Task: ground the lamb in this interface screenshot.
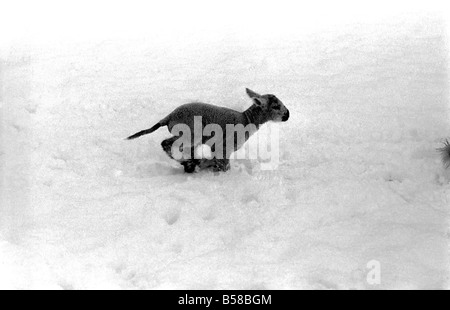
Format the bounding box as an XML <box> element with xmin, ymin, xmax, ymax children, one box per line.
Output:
<box><xmin>126</xmin><ymin>88</ymin><xmax>290</xmax><ymax>172</ymax></box>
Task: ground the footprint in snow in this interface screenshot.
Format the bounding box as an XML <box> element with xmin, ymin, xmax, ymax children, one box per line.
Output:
<box><xmin>163</xmin><ymin>207</ymin><xmax>181</xmax><ymax>225</ymax></box>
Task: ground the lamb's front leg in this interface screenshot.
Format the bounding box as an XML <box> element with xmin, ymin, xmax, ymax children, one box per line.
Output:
<box><xmin>215</xmin><ymin>158</ymin><xmax>230</xmax><ymax>172</ymax></box>
<box><xmin>199</xmin><ymin>158</ymin><xmax>230</xmax><ymax>172</ymax></box>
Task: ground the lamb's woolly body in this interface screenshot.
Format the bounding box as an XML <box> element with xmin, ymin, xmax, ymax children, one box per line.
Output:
<box><xmin>163</xmin><ymin>102</ymin><xmax>249</xmax><ymax>132</ymax></box>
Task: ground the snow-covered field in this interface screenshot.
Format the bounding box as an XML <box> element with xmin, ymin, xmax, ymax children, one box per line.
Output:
<box><xmin>1</xmin><ymin>10</ymin><xmax>449</xmax><ymax>289</ymax></box>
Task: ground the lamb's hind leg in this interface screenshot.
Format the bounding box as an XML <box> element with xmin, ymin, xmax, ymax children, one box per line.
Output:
<box><xmin>161</xmin><ymin>137</ymin><xmax>199</xmax><ymax>173</ymax></box>
<box><xmin>199</xmin><ymin>158</ymin><xmax>230</xmax><ymax>172</ymax></box>
<box><xmin>161</xmin><ymin>136</ymin><xmax>178</xmax><ymax>159</ymax></box>
<box><xmin>214</xmin><ymin>158</ymin><xmax>230</xmax><ymax>172</ymax></box>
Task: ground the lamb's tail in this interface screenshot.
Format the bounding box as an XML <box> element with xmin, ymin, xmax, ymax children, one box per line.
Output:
<box><xmin>437</xmin><ymin>139</ymin><xmax>450</xmax><ymax>169</ymax></box>
<box><xmin>126</xmin><ymin>122</ymin><xmax>164</xmax><ymax>140</ymax></box>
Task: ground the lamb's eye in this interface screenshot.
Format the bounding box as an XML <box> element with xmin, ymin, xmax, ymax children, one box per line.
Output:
<box><xmin>272</xmin><ymin>106</ymin><xmax>281</xmax><ymax>110</ymax></box>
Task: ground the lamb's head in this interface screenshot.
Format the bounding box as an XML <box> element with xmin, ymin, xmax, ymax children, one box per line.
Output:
<box><xmin>246</xmin><ymin>88</ymin><xmax>290</xmax><ymax>122</ymax></box>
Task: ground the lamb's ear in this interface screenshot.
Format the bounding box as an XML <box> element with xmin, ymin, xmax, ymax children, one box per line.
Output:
<box><xmin>252</xmin><ymin>97</ymin><xmax>263</xmax><ymax>106</ymax></box>
<box><xmin>246</xmin><ymin>88</ymin><xmax>261</xmax><ymax>98</ymax></box>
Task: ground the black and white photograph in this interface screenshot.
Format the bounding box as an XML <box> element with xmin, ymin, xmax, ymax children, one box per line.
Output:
<box><xmin>0</xmin><ymin>0</ymin><xmax>449</xmax><ymax>292</ymax></box>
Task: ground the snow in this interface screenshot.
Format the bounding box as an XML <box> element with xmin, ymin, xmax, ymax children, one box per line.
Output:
<box><xmin>1</xmin><ymin>12</ymin><xmax>450</xmax><ymax>289</ymax></box>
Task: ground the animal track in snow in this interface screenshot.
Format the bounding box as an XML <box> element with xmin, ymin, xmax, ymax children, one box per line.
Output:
<box><xmin>163</xmin><ymin>207</ymin><xmax>181</xmax><ymax>225</ymax></box>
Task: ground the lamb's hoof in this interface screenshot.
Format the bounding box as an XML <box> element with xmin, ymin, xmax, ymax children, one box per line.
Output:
<box><xmin>212</xmin><ymin>160</ymin><xmax>230</xmax><ymax>172</ymax></box>
<box><xmin>181</xmin><ymin>160</ymin><xmax>199</xmax><ymax>173</ymax></box>
<box><xmin>184</xmin><ymin>165</ymin><xmax>196</xmax><ymax>173</ymax></box>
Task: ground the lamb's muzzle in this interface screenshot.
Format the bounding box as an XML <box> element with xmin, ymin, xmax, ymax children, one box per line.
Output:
<box><xmin>282</xmin><ymin>110</ymin><xmax>290</xmax><ymax>122</ymax></box>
